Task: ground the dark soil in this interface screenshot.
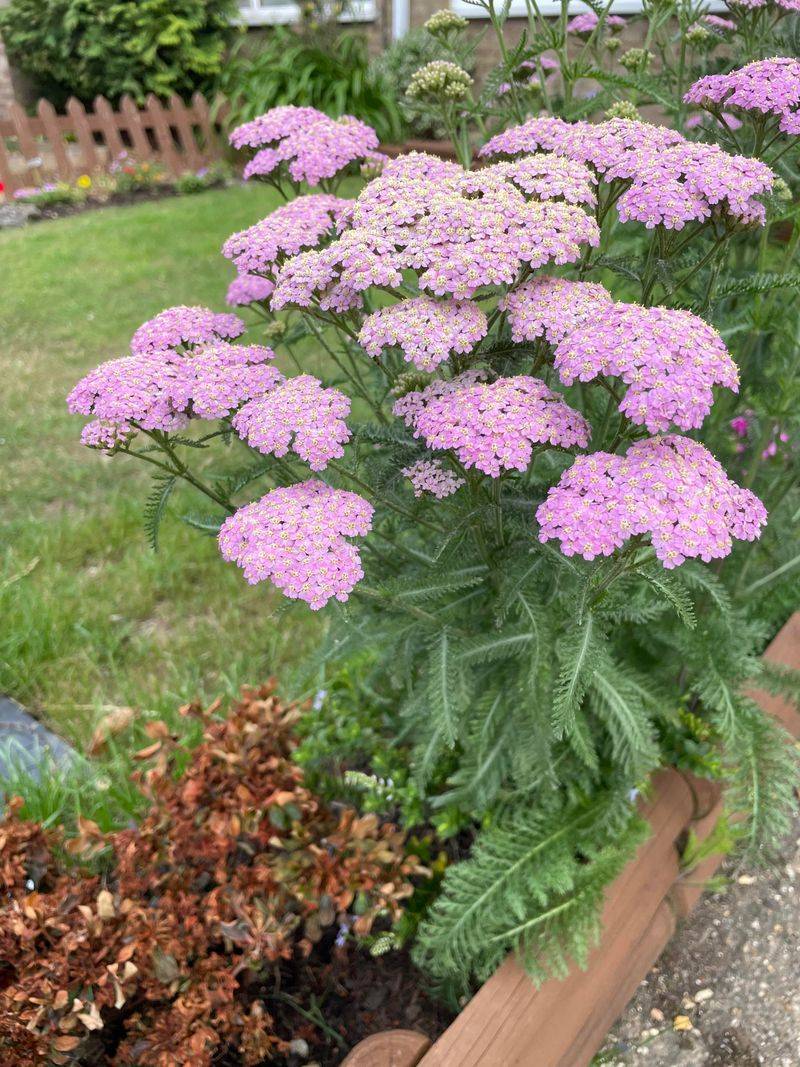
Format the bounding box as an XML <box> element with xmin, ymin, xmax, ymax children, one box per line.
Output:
<box><xmin>260</xmin><ymin>945</ymin><xmax>455</xmax><ymax>1066</ymax></box>
<box><xmin>188</xmin><ymin>941</ymin><xmax>454</xmax><ymax>1067</ymax></box>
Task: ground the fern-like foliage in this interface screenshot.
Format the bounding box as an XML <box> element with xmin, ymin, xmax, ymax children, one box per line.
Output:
<box><xmin>413</xmin><ymin>787</ymin><xmax>647</xmax><ymax>994</ymax></box>
<box><xmin>143</xmin><ymin>475</ymin><xmax>176</xmax><ymax>551</ymax></box>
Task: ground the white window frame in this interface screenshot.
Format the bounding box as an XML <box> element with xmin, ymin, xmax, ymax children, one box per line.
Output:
<box><xmin>450</xmin><ymin>0</ymin><xmax>726</xmax><ymax>17</ymax></box>
<box><xmin>236</xmin><ymin>0</ymin><xmax>376</xmax><ymax>25</ymax></box>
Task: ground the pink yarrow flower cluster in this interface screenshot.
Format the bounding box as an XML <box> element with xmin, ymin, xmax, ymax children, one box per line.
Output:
<box><xmin>232</xmin><ymin>374</ymin><xmax>351</xmax><ymax>471</ymax></box>
<box><xmin>727</xmin><ymin>0</ymin><xmax>800</xmax><ymax>11</ymax></box>
<box><xmin>130</xmin><ymin>306</ymin><xmax>245</xmax><ymax>355</ymax></box>
<box><xmin>358</xmin><ymin>297</ymin><xmax>488</xmax><ymax>371</ymax></box>
<box><xmin>68</xmin><ymin>356</ymin><xmax>191</xmax><ymax>434</ymax></box>
<box><xmin>272</xmin><ymin>152</ymin><xmax>600</xmax><ymax>308</ymax></box>
<box><xmin>567</xmin><ymin>12</ymin><xmax>624</xmax><ymax>33</ymax></box>
<box><xmin>402</xmin><ymin>458</ymin><xmax>464</xmax><ymax>498</ymax></box>
<box><xmin>481</xmin><ymin>117</ymin><xmax>774</xmax><ymax>227</ymax></box>
<box><xmin>394</xmin><ymin>372</ymin><xmax>590</xmax><ymax>477</ymax></box>
<box><xmin>501</xmin><ymin>276</ymin><xmax>613</xmax><ymax>344</ymax></box>
<box><xmin>222</xmin><ymin>195</ymin><xmax>350</xmax><ymax>277</ymax></box>
<box><xmin>553</xmin><ymin>303</ymin><xmax>739</xmax><ymax>432</ymax></box>
<box><xmin>226</xmin><ymin>274</ymin><xmax>275</xmax><ymax>306</ymax></box>
<box><xmin>536</xmin><ymin>435</ymin><xmax>767</xmax><ymax>567</ymax></box>
<box><xmin>80</xmin><ymin>420</ymin><xmax>134</xmax><ymax>452</ymax></box>
<box><xmin>218</xmin><ymin>480</ymin><xmax>373</xmax><ymax>609</ymax></box>
<box><xmin>230</xmin><ymin>105</ymin><xmax>379</xmax><ymax>186</ymax></box>
<box><xmin>702</xmin><ymin>14</ymin><xmax>737</xmax><ymax>32</ymax></box>
<box><xmin>67</xmin><ymin>342</ymin><xmax>281</xmax><ymax>440</ymax></box>
<box><xmin>685</xmin><ymin>58</ymin><xmax>800</xmax><ymax>136</ymax></box>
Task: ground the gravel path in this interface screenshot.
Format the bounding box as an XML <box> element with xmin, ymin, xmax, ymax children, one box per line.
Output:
<box><xmin>598</xmin><ymin>815</ymin><xmax>800</xmax><ymax>1066</ymax></box>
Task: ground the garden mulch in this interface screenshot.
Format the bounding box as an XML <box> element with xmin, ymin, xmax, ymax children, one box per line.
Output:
<box><xmin>598</xmin><ymin>810</ymin><xmax>800</xmax><ymax>1067</ymax></box>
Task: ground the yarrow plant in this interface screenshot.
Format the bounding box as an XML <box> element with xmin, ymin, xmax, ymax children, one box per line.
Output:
<box><xmin>69</xmin><ymin>3</ymin><xmax>800</xmax><ymax>999</ymax></box>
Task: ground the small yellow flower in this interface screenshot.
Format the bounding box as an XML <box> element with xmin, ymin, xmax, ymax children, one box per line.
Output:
<box><xmin>76</xmin><ymin>174</ymin><xmax>92</xmax><ymax>189</ymax></box>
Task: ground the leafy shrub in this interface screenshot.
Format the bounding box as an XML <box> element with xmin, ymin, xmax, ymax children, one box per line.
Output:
<box><xmin>0</xmin><ymin>0</ymin><xmax>237</xmax><ymax>107</ymax></box>
<box><xmin>217</xmin><ymin>28</ymin><xmax>403</xmax><ymax>144</ymax></box>
<box><xmin>0</xmin><ymin>684</ymin><xmax>423</xmax><ymax>1065</ymax></box>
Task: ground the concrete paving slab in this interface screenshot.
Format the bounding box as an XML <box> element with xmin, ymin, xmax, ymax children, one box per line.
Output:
<box><xmin>0</xmin><ymin>696</ymin><xmax>75</xmax><ymax>779</ymax></box>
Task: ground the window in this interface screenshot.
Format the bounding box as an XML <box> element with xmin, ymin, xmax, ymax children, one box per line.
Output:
<box><xmin>236</xmin><ymin>0</ymin><xmax>376</xmax><ymax>25</ymax></box>
<box><xmin>449</xmin><ymin>0</ymin><xmax>725</xmax><ymax>16</ymax></box>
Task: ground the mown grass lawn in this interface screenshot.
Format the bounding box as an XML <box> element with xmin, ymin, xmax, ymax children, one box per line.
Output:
<box><xmin>1</xmin><ymin>185</ymin><xmax>321</xmax><ymax>745</ymax></box>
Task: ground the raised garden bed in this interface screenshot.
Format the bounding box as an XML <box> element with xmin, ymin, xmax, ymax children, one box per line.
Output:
<box><xmin>342</xmin><ymin>611</ymin><xmax>800</xmax><ymax>1067</ymax></box>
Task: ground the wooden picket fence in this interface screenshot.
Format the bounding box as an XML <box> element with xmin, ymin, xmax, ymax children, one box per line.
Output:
<box><xmin>0</xmin><ymin>92</ymin><xmax>229</xmax><ymax>194</ymax></box>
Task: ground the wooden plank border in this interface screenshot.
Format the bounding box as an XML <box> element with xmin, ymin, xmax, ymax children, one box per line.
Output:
<box><xmin>343</xmin><ymin>610</ymin><xmax>800</xmax><ymax>1067</ymax></box>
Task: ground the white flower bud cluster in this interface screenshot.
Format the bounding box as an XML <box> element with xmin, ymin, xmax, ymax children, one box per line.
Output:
<box><xmin>407</xmin><ymin>61</ymin><xmax>473</xmax><ymax>101</ymax></box>
<box><xmin>424</xmin><ymin>9</ymin><xmax>468</xmax><ymax>35</ymax></box>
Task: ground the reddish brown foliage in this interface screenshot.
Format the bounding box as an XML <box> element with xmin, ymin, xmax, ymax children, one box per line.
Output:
<box><xmin>0</xmin><ymin>684</ymin><xmax>423</xmax><ymax>1066</ymax></box>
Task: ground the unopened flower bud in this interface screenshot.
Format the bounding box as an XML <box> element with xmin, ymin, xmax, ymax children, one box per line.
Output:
<box><xmin>407</xmin><ymin>61</ymin><xmax>473</xmax><ymax>101</ymax></box>
<box><xmin>424</xmin><ymin>9</ymin><xmax>468</xmax><ymax>36</ymax></box>
<box><xmin>620</xmin><ymin>48</ymin><xmax>653</xmax><ymax>72</ymax></box>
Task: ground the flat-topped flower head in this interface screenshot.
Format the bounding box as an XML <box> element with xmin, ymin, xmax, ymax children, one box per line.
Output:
<box><xmin>273</xmin><ymin>152</ymin><xmax>599</xmax><ymax>307</ymax></box>
<box><xmin>80</xmin><ymin>419</ymin><xmax>134</xmax><ymax>452</ymax></box>
<box><xmin>218</xmin><ymin>480</ymin><xmax>373</xmax><ymax>609</ymax></box>
<box><xmin>490</xmin><ymin>155</ymin><xmax>597</xmax><ymax>205</ymax></box>
<box><xmin>482</xmin><ymin>117</ymin><xmax>684</xmax><ymax>175</ymax></box>
<box><xmin>180</xmin><ymin>343</ymin><xmax>281</xmax><ymax>421</ymax></box>
<box><xmin>68</xmin><ymin>343</ymin><xmax>279</xmax><ymax>441</ymax></box>
<box><xmin>229</xmin><ymin>105</ymin><xmax>323</xmax><ymax>150</ymax></box>
<box><xmin>536</xmin><ymin>435</ymin><xmax>767</xmax><ymax>567</ymax></box>
<box><xmin>554</xmin><ymin>303</ymin><xmax>738</xmax><ymax>433</ymax></box>
<box><xmin>567</xmin><ymin>11</ymin><xmax>600</xmax><ymax>33</ymax></box>
<box><xmin>222</xmin><ymin>195</ymin><xmax>350</xmax><ymax>278</ymax></box>
<box><xmin>728</xmin><ymin>0</ymin><xmax>800</xmax><ymax>10</ymax></box>
<box><xmin>232</xmin><ymin>374</ymin><xmax>351</xmax><ymax>471</ymax></box>
<box><xmin>359</xmin><ymin>297</ymin><xmax>488</xmax><ymax>371</ymax></box>
<box><xmin>226</xmin><ymin>274</ymin><xmax>275</xmax><ymax>306</ymax></box>
<box><xmin>685</xmin><ymin>59</ymin><xmax>800</xmax><ymax>136</ymax></box>
<box><xmin>394</xmin><ymin>372</ymin><xmax>590</xmax><ymax>477</ymax></box>
<box><xmin>131</xmin><ymin>306</ymin><xmax>245</xmax><ymax>355</ymax></box>
<box><xmin>272</xmin><ymin>231</ymin><xmax>404</xmax><ymax>313</ymax></box>
<box><xmin>501</xmin><ymin>277</ymin><xmax>613</xmax><ymax>345</ymax></box>
<box><xmin>702</xmin><ymin>13</ymin><xmax>736</xmax><ymax>32</ymax></box>
<box><xmin>231</xmin><ymin>105</ymin><xmax>379</xmax><ymax>187</ymax></box>
<box><xmin>481</xmin><ymin>117</ymin><xmax>774</xmax><ymax>228</ymax></box>
<box><xmin>67</xmin><ymin>354</ymin><xmax>190</xmax><ymax>433</ymax></box>
<box><xmin>402</xmin><ymin>458</ymin><xmax>464</xmax><ymax>498</ymax></box>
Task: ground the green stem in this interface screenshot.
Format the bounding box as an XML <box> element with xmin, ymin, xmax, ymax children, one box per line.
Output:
<box><xmin>123</xmin><ymin>436</ymin><xmax>236</xmax><ymax>514</ymax></box>
<box><xmin>326</xmin><ymin>460</ymin><xmax>445</xmax><ymax>533</ymax></box>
